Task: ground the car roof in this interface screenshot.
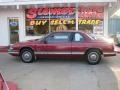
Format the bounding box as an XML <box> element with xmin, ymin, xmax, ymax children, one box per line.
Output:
<box><xmin>53</xmin><ymin>30</ymin><xmax>85</xmax><ymax>34</ymax></box>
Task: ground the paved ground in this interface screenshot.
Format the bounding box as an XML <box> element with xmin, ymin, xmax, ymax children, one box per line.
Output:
<box><xmin>0</xmin><ymin>53</ymin><xmax>120</xmax><ymax>90</ymax></box>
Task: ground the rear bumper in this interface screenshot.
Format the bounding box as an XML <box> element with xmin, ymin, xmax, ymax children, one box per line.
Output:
<box><xmin>103</xmin><ymin>52</ymin><xmax>116</xmax><ymax>57</ymax></box>
<box><xmin>8</xmin><ymin>49</ymin><xmax>19</xmax><ymax>56</ymax></box>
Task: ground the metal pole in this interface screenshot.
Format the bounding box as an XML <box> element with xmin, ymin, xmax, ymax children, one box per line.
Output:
<box><xmin>76</xmin><ymin>3</ymin><xmax>78</xmax><ymax>31</ymax></box>
<box><xmin>49</xmin><ymin>8</ymin><xmax>51</xmax><ymax>33</ymax></box>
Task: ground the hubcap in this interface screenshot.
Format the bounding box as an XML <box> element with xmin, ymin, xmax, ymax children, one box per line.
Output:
<box><xmin>88</xmin><ymin>52</ymin><xmax>99</xmax><ymax>62</ymax></box>
<box><xmin>90</xmin><ymin>54</ymin><xmax>97</xmax><ymax>60</ymax></box>
<box><xmin>22</xmin><ymin>51</ymin><xmax>32</xmax><ymax>62</ymax></box>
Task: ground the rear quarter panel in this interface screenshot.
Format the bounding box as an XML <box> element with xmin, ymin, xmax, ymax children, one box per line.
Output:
<box><xmin>85</xmin><ymin>41</ymin><xmax>114</xmax><ymax>54</ymax></box>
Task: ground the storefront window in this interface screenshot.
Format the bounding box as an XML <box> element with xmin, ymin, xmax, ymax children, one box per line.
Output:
<box><xmin>78</xmin><ymin>6</ymin><xmax>104</xmax><ymax>35</ymax></box>
<box><xmin>25</xmin><ymin>6</ymin><xmax>104</xmax><ymax>36</ymax></box>
<box><xmin>25</xmin><ymin>8</ymin><xmax>49</xmax><ymax>36</ymax></box>
<box><xmin>50</xmin><ymin>7</ymin><xmax>76</xmax><ymax>32</ymax></box>
<box><xmin>25</xmin><ymin>7</ymin><xmax>76</xmax><ymax>36</ymax></box>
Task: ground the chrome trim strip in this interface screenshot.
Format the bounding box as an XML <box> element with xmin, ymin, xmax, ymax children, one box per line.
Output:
<box><xmin>47</xmin><ymin>52</ymin><xmax>71</xmax><ymax>54</ymax></box>
<box><xmin>35</xmin><ymin>52</ymin><xmax>47</xmax><ymax>54</ymax></box>
<box><xmin>35</xmin><ymin>52</ymin><xmax>71</xmax><ymax>54</ymax></box>
<box><xmin>8</xmin><ymin>52</ymin><xmax>19</xmax><ymax>54</ymax></box>
<box><xmin>8</xmin><ymin>49</ymin><xmax>19</xmax><ymax>54</ymax></box>
<box><xmin>35</xmin><ymin>52</ymin><xmax>84</xmax><ymax>55</ymax></box>
<box><xmin>103</xmin><ymin>52</ymin><xmax>116</xmax><ymax>55</ymax></box>
<box><xmin>72</xmin><ymin>52</ymin><xmax>84</xmax><ymax>54</ymax></box>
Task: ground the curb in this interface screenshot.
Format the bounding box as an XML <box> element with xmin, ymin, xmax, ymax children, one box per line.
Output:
<box><xmin>0</xmin><ymin>46</ymin><xmax>9</xmax><ymax>53</ymax></box>
<box><xmin>0</xmin><ymin>49</ymin><xmax>8</xmax><ymax>52</ymax></box>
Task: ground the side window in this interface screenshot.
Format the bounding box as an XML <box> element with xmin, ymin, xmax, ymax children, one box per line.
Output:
<box><xmin>73</xmin><ymin>33</ymin><xmax>84</xmax><ymax>42</ymax></box>
<box><xmin>46</xmin><ymin>32</ymin><xmax>71</xmax><ymax>43</ymax></box>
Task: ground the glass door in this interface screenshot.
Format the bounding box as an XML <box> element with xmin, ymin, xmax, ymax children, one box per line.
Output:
<box><xmin>9</xmin><ymin>18</ymin><xmax>19</xmax><ymax>44</ymax></box>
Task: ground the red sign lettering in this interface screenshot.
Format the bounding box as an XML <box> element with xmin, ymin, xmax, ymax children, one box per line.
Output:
<box><xmin>26</xmin><ymin>7</ymin><xmax>75</xmax><ymax>19</ymax></box>
<box><xmin>26</xmin><ymin>8</ymin><xmax>37</xmax><ymax>19</ymax></box>
<box><xmin>79</xmin><ymin>7</ymin><xmax>104</xmax><ymax>19</ymax></box>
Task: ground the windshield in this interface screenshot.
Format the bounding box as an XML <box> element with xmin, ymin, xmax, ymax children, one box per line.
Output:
<box><xmin>86</xmin><ymin>34</ymin><xmax>96</xmax><ymax>40</ymax></box>
<box><xmin>36</xmin><ymin>34</ymin><xmax>50</xmax><ymax>41</ymax></box>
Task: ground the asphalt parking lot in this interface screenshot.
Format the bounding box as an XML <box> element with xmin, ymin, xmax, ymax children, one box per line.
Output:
<box><xmin>0</xmin><ymin>53</ymin><xmax>120</xmax><ymax>90</ymax></box>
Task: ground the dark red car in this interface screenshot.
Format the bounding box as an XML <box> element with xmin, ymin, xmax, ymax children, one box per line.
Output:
<box><xmin>0</xmin><ymin>73</ymin><xmax>18</xmax><ymax>90</ymax></box>
<box><xmin>8</xmin><ymin>31</ymin><xmax>116</xmax><ymax>65</ymax></box>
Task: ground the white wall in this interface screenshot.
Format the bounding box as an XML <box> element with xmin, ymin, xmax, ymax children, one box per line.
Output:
<box><xmin>0</xmin><ymin>8</ymin><xmax>43</xmax><ymax>46</ymax></box>
<box><xmin>0</xmin><ymin>9</ymin><xmax>24</xmax><ymax>46</ymax></box>
<box><xmin>104</xmin><ymin>6</ymin><xmax>109</xmax><ymax>37</ymax></box>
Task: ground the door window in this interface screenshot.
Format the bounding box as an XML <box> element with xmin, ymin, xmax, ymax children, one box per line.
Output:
<box><xmin>73</xmin><ymin>33</ymin><xmax>84</xmax><ymax>42</ymax></box>
<box><xmin>46</xmin><ymin>32</ymin><xmax>71</xmax><ymax>43</ymax></box>
<box><xmin>9</xmin><ymin>18</ymin><xmax>19</xmax><ymax>44</ymax></box>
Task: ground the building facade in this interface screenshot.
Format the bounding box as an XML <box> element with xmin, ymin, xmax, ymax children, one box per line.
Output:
<box><xmin>0</xmin><ymin>0</ymin><xmax>117</xmax><ymax>46</ymax></box>
<box><xmin>108</xmin><ymin>0</ymin><xmax>120</xmax><ymax>36</ymax></box>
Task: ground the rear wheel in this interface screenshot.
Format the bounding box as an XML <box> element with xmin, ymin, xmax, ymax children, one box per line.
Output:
<box><xmin>86</xmin><ymin>50</ymin><xmax>102</xmax><ymax>65</ymax></box>
<box><xmin>20</xmin><ymin>49</ymin><xmax>35</xmax><ymax>63</ymax></box>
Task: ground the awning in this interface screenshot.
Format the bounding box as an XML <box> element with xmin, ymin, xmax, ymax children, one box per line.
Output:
<box><xmin>0</xmin><ymin>0</ymin><xmax>117</xmax><ymax>6</ymax></box>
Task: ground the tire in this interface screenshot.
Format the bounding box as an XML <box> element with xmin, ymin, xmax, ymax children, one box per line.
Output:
<box><xmin>86</xmin><ymin>49</ymin><xmax>102</xmax><ymax>65</ymax></box>
<box><xmin>20</xmin><ymin>49</ymin><xmax>35</xmax><ymax>63</ymax></box>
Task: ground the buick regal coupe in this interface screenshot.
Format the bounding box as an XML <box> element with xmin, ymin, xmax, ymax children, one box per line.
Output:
<box><xmin>8</xmin><ymin>31</ymin><xmax>116</xmax><ymax>65</ymax></box>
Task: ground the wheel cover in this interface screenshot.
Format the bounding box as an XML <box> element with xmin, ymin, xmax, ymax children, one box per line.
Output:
<box><xmin>22</xmin><ymin>51</ymin><xmax>32</xmax><ymax>62</ymax></box>
<box><xmin>88</xmin><ymin>52</ymin><xmax>99</xmax><ymax>63</ymax></box>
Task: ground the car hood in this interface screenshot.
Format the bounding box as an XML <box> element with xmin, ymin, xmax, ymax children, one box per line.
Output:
<box><xmin>16</xmin><ymin>39</ymin><xmax>40</xmax><ymax>44</ymax></box>
<box><xmin>92</xmin><ymin>39</ymin><xmax>106</xmax><ymax>42</ymax></box>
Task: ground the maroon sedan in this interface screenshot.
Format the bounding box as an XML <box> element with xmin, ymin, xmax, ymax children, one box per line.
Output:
<box><xmin>8</xmin><ymin>31</ymin><xmax>116</xmax><ymax>65</ymax></box>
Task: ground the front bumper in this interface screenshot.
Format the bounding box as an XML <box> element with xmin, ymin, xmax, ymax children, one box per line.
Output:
<box><xmin>8</xmin><ymin>49</ymin><xmax>19</xmax><ymax>56</ymax></box>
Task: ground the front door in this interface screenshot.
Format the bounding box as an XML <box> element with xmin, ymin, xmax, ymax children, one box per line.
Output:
<box><xmin>45</xmin><ymin>32</ymin><xmax>72</xmax><ymax>57</ymax></box>
<box><xmin>36</xmin><ymin>32</ymin><xmax>72</xmax><ymax>58</ymax></box>
<box><xmin>9</xmin><ymin>18</ymin><xmax>19</xmax><ymax>44</ymax></box>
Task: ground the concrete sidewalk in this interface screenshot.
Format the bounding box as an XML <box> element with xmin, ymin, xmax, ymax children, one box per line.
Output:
<box><xmin>0</xmin><ymin>53</ymin><xmax>120</xmax><ymax>90</ymax></box>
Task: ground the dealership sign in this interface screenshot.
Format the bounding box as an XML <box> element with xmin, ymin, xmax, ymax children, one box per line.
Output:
<box><xmin>29</xmin><ymin>19</ymin><xmax>75</xmax><ymax>26</ymax></box>
<box><xmin>26</xmin><ymin>7</ymin><xmax>104</xmax><ymax>25</ymax></box>
<box><xmin>28</xmin><ymin>19</ymin><xmax>101</xmax><ymax>26</ymax></box>
<box><xmin>78</xmin><ymin>6</ymin><xmax>104</xmax><ymax>19</ymax></box>
<box><xmin>78</xmin><ymin>20</ymin><xmax>101</xmax><ymax>25</ymax></box>
<box><xmin>26</xmin><ymin>7</ymin><xmax>75</xmax><ymax>19</ymax></box>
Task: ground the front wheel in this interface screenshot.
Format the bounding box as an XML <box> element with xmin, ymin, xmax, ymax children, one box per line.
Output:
<box><xmin>86</xmin><ymin>50</ymin><xmax>102</xmax><ymax>65</ymax></box>
<box><xmin>20</xmin><ymin>49</ymin><xmax>35</xmax><ymax>63</ymax></box>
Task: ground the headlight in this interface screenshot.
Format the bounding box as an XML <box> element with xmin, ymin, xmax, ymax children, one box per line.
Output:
<box><xmin>107</xmin><ymin>38</ymin><xmax>114</xmax><ymax>44</ymax></box>
<box><xmin>9</xmin><ymin>46</ymin><xmax>13</xmax><ymax>50</ymax></box>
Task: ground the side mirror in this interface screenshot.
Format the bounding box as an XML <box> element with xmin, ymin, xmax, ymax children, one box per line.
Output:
<box><xmin>43</xmin><ymin>35</ymin><xmax>54</xmax><ymax>44</ymax></box>
<box><xmin>41</xmin><ymin>39</ymin><xmax>47</xmax><ymax>44</ymax></box>
<box><xmin>43</xmin><ymin>39</ymin><xmax>47</xmax><ymax>44</ymax></box>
